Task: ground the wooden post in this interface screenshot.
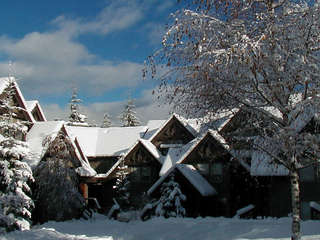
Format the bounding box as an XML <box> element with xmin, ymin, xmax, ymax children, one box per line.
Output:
<box><xmin>80</xmin><ymin>183</ymin><xmax>88</xmax><ymax>201</ymax></box>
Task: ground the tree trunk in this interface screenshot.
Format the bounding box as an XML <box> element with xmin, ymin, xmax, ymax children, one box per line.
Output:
<box><xmin>290</xmin><ymin>167</ymin><xmax>301</xmax><ymax>240</ymax></box>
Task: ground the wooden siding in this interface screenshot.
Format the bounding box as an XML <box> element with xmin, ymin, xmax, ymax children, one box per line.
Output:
<box><xmin>151</xmin><ymin>116</ymin><xmax>195</xmax><ymax>149</ymax></box>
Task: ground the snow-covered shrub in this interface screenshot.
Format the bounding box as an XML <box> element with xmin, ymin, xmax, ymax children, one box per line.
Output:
<box><xmin>155</xmin><ymin>174</ymin><xmax>186</xmax><ymax>218</ymax></box>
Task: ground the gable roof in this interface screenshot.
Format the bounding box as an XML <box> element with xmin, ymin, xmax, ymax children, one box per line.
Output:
<box><xmin>25</xmin><ymin>121</ymin><xmax>96</xmax><ymax>176</ymax></box>
<box><xmin>25</xmin><ymin>100</ymin><xmax>47</xmax><ymax>121</ymax></box>
<box><xmin>159</xmin><ymin>130</ymin><xmax>230</xmax><ymax>176</ymax></box>
<box><xmin>0</xmin><ymin>77</ymin><xmax>46</xmax><ymax>123</ymax></box>
<box><xmin>104</xmin><ymin>139</ymin><xmax>164</xmax><ymax>178</ymax></box>
<box><xmin>65</xmin><ymin>125</ymin><xmax>148</xmax><ymax>157</ymax></box>
<box><xmin>187</xmin><ymin>109</ymin><xmax>238</xmax><ymax>135</ymax></box>
<box><xmin>149</xmin><ymin>114</ymin><xmax>197</xmax><ymax>143</ymax></box>
<box><xmin>142</xmin><ymin>120</ymin><xmax>166</xmax><ymax>140</ymax></box>
<box><xmin>25</xmin><ymin>121</ymin><xmax>65</xmax><ymax>167</ymax></box>
<box><xmin>148</xmin><ymin>164</ymin><xmax>217</xmax><ymax>197</ymax></box>
<box><xmin>251</xmin><ymin>150</ymin><xmax>289</xmax><ymax>176</ymax></box>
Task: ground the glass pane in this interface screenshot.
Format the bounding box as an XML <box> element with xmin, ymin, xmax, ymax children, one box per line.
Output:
<box><xmin>197</xmin><ymin>163</ymin><xmax>209</xmax><ymax>175</ymax></box>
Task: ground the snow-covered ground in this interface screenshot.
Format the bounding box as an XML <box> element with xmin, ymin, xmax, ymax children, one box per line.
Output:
<box><xmin>2</xmin><ymin>215</ymin><xmax>320</xmax><ymax>240</ymax></box>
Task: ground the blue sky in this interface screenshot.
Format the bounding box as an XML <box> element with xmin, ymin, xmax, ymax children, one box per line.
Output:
<box><xmin>0</xmin><ymin>0</ymin><xmax>179</xmax><ymax>125</ymax></box>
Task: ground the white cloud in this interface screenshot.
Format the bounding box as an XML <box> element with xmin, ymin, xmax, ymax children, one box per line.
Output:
<box><xmin>0</xmin><ymin>30</ymin><xmax>143</xmax><ymax>96</ymax></box>
<box><xmin>53</xmin><ymin>1</ymin><xmax>144</xmax><ymax>37</ymax></box>
<box><xmin>0</xmin><ymin>0</ymin><xmax>176</xmax><ymax>123</ymax></box>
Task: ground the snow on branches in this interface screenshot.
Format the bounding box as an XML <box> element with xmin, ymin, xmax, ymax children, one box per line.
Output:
<box><xmin>113</xmin><ymin>161</ymin><xmax>130</xmax><ymax>210</ymax></box>
<box><xmin>68</xmin><ymin>88</ymin><xmax>88</xmax><ymax>126</ymax></box>
<box><xmin>0</xmin><ymin>76</ymin><xmax>34</xmax><ymax>232</ymax></box>
<box><xmin>119</xmin><ymin>98</ymin><xmax>140</xmax><ymax>127</ymax></box>
<box><xmin>155</xmin><ymin>173</ymin><xmax>186</xmax><ymax>218</ymax></box>
<box><xmin>145</xmin><ymin>1</ymin><xmax>320</xmax><ymax>239</ymax></box>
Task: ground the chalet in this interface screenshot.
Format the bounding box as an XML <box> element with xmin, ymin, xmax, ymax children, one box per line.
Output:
<box><xmin>66</xmin><ymin>115</ymin><xmax>198</xmax><ymax>211</ymax></box>
<box><xmin>2</xmin><ymin>77</ymin><xmax>320</xmax><ymax>221</ymax></box>
<box><xmin>25</xmin><ymin>121</ymin><xmax>96</xmax><ymax>176</ymax></box>
<box><xmin>104</xmin><ymin>139</ymin><xmax>164</xmax><ymax>209</ymax></box>
<box><xmin>149</xmin><ymin>129</ymin><xmax>254</xmax><ymax>217</ymax></box>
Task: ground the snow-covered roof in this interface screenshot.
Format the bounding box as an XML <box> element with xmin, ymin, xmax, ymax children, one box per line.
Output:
<box><xmin>104</xmin><ymin>139</ymin><xmax>163</xmax><ymax>178</ymax></box>
<box><xmin>25</xmin><ymin>121</ymin><xmax>96</xmax><ymax>176</ymax></box>
<box><xmin>25</xmin><ymin>100</ymin><xmax>38</xmax><ymax>112</ymax></box>
<box><xmin>65</xmin><ymin>125</ymin><xmax>148</xmax><ymax>157</ymax></box>
<box><xmin>250</xmin><ymin>150</ymin><xmax>289</xmax><ymax>176</ymax></box>
<box><xmin>139</xmin><ymin>139</ymin><xmax>164</xmax><ymax>164</ymax></box>
<box><xmin>71</xmin><ymin>138</ymin><xmax>96</xmax><ymax>177</ymax></box>
<box><xmin>143</xmin><ymin>120</ymin><xmax>166</xmax><ymax>140</ymax></box>
<box><xmin>0</xmin><ymin>77</ymin><xmax>46</xmax><ymax>123</ymax></box>
<box><xmin>25</xmin><ymin>121</ymin><xmax>64</xmax><ymax>167</ymax></box>
<box><xmin>187</xmin><ymin>109</ymin><xmax>238</xmax><ymax>134</ymax></box>
<box><xmin>25</xmin><ymin>100</ymin><xmax>47</xmax><ymax>121</ymax></box>
<box><xmin>148</xmin><ymin>164</ymin><xmax>217</xmax><ymax>197</ymax></box>
<box><xmin>149</xmin><ymin>114</ymin><xmax>197</xmax><ymax>142</ymax></box>
<box><xmin>159</xmin><ymin>138</ymin><xmax>198</xmax><ymax>176</ymax></box>
<box><xmin>289</xmin><ymin>102</ymin><xmax>317</xmax><ymax>133</ymax></box>
<box><xmin>160</xmin><ymin>130</ymin><xmax>230</xmax><ymax>176</ymax></box>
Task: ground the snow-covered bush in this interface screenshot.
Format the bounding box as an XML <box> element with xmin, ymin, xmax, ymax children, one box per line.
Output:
<box><xmin>155</xmin><ymin>174</ymin><xmax>186</xmax><ymax>218</ymax></box>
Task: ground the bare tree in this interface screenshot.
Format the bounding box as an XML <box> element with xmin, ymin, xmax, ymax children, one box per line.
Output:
<box><xmin>145</xmin><ymin>1</ymin><xmax>320</xmax><ymax>239</ymax></box>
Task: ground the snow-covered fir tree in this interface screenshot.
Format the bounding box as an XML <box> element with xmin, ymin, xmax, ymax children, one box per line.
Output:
<box><xmin>0</xmin><ymin>77</ymin><xmax>34</xmax><ymax>232</ymax></box>
<box><xmin>155</xmin><ymin>173</ymin><xmax>186</xmax><ymax>218</ymax></box>
<box><xmin>101</xmin><ymin>113</ymin><xmax>112</xmax><ymax>128</ymax></box>
<box><xmin>112</xmin><ymin>161</ymin><xmax>130</xmax><ymax>210</ymax></box>
<box><xmin>68</xmin><ymin>88</ymin><xmax>88</xmax><ymax>126</ymax></box>
<box><xmin>119</xmin><ymin>98</ymin><xmax>140</xmax><ymax>127</ymax></box>
<box><xmin>33</xmin><ymin>133</ymin><xmax>86</xmax><ymax>223</ymax></box>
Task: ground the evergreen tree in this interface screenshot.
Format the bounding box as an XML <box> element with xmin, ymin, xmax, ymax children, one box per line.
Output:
<box><xmin>33</xmin><ymin>133</ymin><xmax>86</xmax><ymax>223</ymax></box>
<box><xmin>68</xmin><ymin>88</ymin><xmax>88</xmax><ymax>125</ymax></box>
<box><xmin>101</xmin><ymin>113</ymin><xmax>112</xmax><ymax>128</ymax></box>
<box><xmin>119</xmin><ymin>98</ymin><xmax>140</xmax><ymax>127</ymax></box>
<box><xmin>0</xmin><ymin>77</ymin><xmax>34</xmax><ymax>232</ymax></box>
<box><xmin>113</xmin><ymin>161</ymin><xmax>130</xmax><ymax>210</ymax></box>
<box><xmin>155</xmin><ymin>173</ymin><xmax>186</xmax><ymax>218</ymax></box>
